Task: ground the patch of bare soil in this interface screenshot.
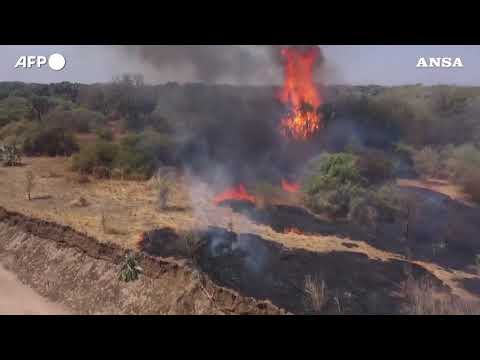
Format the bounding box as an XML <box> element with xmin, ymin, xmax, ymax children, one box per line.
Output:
<box><xmin>0</xmin><ymin>207</ymin><xmax>284</xmax><ymax>315</ymax></box>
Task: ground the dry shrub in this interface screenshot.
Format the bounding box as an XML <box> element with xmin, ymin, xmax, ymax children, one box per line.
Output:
<box><xmin>357</xmin><ymin>149</ymin><xmax>393</xmax><ymax>184</ymax></box>
<box><xmin>150</xmin><ymin>171</ymin><xmax>175</xmax><ymax>210</ymax></box>
<box><xmin>110</xmin><ymin>168</ymin><xmax>125</xmax><ymax>180</ymax></box>
<box><xmin>70</xmin><ymin>197</ymin><xmax>89</xmax><ymax>208</ymax></box>
<box><xmin>45</xmin><ymin>170</ymin><xmax>61</xmax><ymax>178</ymax></box>
<box><xmin>304</xmin><ymin>275</ymin><xmax>328</xmax><ymax>313</ymax></box>
<box><xmin>412</xmin><ymin>146</ymin><xmax>443</xmax><ymax>178</ymax></box>
<box><xmin>67</xmin><ymin>173</ymin><xmax>91</xmax><ymax>185</ymax></box>
<box><xmin>402</xmin><ymin>276</ymin><xmax>479</xmax><ymax>315</ymax></box>
<box><xmin>92</xmin><ymin>166</ymin><xmax>111</xmax><ymax>179</ymax></box>
<box><xmin>100</xmin><ymin>211</ymin><xmax>126</xmax><ymax>235</ymax></box>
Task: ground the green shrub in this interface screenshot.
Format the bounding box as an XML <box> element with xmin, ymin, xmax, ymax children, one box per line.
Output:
<box><xmin>118</xmin><ymin>253</ymin><xmax>143</xmax><ymax>282</ymax></box>
<box><xmin>0</xmin><ymin>96</ymin><xmax>32</xmax><ymax>126</ymax></box>
<box><xmin>71</xmin><ymin>130</ymin><xmax>172</xmax><ymax>179</ymax></box>
<box><xmin>44</xmin><ymin>108</ymin><xmax>106</xmax><ymax>133</ymax></box>
<box><xmin>302</xmin><ymin>153</ymin><xmax>366</xmax><ymax>217</ymax></box>
<box><xmin>0</xmin><ymin>120</ymin><xmax>33</xmax><ymax>143</ymax></box>
<box><xmin>72</xmin><ymin>140</ymin><xmax>118</xmax><ymax>174</ymax></box>
<box><xmin>95</xmin><ymin>127</ymin><xmax>114</xmax><ymax>141</ymax></box>
<box><xmin>114</xmin><ymin>134</ymin><xmax>156</xmax><ymax>178</ymax></box>
<box><xmin>22</xmin><ymin>124</ymin><xmax>79</xmax><ymax>156</ymax></box>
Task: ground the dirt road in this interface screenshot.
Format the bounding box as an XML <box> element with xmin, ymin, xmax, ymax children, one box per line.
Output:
<box><xmin>0</xmin><ymin>264</ymin><xmax>70</xmax><ymax>315</ymax></box>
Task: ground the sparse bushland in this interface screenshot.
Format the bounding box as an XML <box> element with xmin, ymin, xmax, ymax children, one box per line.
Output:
<box><xmin>334</xmin><ymin>85</ymin><xmax>480</xmax><ymax>147</ymax></box>
<box><xmin>71</xmin><ymin>130</ymin><xmax>176</xmax><ymax>180</ymax></box>
<box><xmin>409</xmin><ymin>143</ymin><xmax>480</xmax><ymax>203</ymax></box>
<box><xmin>44</xmin><ymin>108</ymin><xmax>106</xmax><ymax>133</ymax></box>
<box><xmin>0</xmin><ymin>96</ymin><xmax>32</xmax><ymax>127</ymax></box>
<box><xmin>0</xmin><ymin>121</ymin><xmax>80</xmax><ymax>157</ymax></box>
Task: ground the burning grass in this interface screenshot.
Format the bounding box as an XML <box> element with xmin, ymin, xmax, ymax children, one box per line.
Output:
<box><xmin>1</xmin><ymin>156</ymin><xmax>480</xmax><ymax>309</ymax></box>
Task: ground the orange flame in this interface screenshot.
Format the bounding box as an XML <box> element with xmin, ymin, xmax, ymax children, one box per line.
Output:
<box><xmin>281</xmin><ymin>179</ymin><xmax>300</xmax><ymax>193</ymax></box>
<box><xmin>278</xmin><ymin>47</ymin><xmax>323</xmax><ymax>141</ymax></box>
<box><xmin>283</xmin><ymin>227</ymin><xmax>304</xmax><ymax>235</ymax></box>
<box><xmin>213</xmin><ymin>184</ymin><xmax>256</xmax><ymax>205</ymax></box>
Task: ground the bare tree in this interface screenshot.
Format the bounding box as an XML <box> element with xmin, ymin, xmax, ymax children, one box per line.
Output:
<box><xmin>25</xmin><ymin>170</ymin><xmax>35</xmax><ymax>201</ymax></box>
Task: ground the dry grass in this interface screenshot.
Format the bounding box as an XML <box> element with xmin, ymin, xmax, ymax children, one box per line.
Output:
<box><xmin>304</xmin><ymin>275</ymin><xmax>328</xmax><ymax>313</ymax></box>
<box><xmin>0</xmin><ymin>157</ymin><xmax>479</xmax><ymax>305</ymax></box>
<box><xmin>402</xmin><ymin>276</ymin><xmax>480</xmax><ymax>315</ymax></box>
<box><xmin>397</xmin><ymin>178</ymin><xmax>477</xmax><ymax>207</ymax></box>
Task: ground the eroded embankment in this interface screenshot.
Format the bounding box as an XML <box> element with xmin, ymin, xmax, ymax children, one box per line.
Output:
<box><xmin>0</xmin><ymin>207</ymin><xmax>284</xmax><ymax>315</ymax></box>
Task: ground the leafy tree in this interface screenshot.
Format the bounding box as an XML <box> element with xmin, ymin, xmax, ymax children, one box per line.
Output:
<box><xmin>303</xmin><ymin>153</ymin><xmax>366</xmax><ymax>217</ymax></box>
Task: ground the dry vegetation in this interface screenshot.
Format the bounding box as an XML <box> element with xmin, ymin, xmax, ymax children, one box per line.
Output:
<box><xmin>1</xmin><ymin>156</ymin><xmax>480</xmax><ymax>311</ymax></box>
<box><xmin>401</xmin><ymin>276</ymin><xmax>480</xmax><ymax>315</ymax></box>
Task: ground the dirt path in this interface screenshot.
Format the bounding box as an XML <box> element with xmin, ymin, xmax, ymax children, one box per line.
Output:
<box><xmin>0</xmin><ymin>264</ymin><xmax>70</xmax><ymax>315</ymax></box>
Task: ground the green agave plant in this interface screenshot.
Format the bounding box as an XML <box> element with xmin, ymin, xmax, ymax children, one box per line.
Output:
<box><xmin>119</xmin><ymin>253</ymin><xmax>143</xmax><ymax>282</ymax></box>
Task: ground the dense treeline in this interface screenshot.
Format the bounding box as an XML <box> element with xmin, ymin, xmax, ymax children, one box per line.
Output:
<box><xmin>0</xmin><ymin>77</ymin><xmax>479</xmax><ymax>201</ymax></box>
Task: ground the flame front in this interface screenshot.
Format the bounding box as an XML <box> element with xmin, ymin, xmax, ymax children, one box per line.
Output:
<box><xmin>213</xmin><ymin>184</ymin><xmax>256</xmax><ymax>205</ymax></box>
<box><xmin>283</xmin><ymin>227</ymin><xmax>304</xmax><ymax>235</ymax></box>
<box><xmin>281</xmin><ymin>179</ymin><xmax>300</xmax><ymax>193</ymax></box>
<box><xmin>278</xmin><ymin>47</ymin><xmax>323</xmax><ymax>141</ymax></box>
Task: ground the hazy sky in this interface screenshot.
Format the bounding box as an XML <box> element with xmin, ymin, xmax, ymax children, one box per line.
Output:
<box><xmin>1</xmin><ymin>45</ymin><xmax>478</xmax><ymax>86</ymax></box>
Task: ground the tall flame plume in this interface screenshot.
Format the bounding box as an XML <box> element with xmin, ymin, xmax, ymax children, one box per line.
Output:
<box><xmin>278</xmin><ymin>47</ymin><xmax>323</xmax><ymax>141</ymax></box>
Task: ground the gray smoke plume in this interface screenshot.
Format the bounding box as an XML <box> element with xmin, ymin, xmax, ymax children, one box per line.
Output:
<box><xmin>119</xmin><ymin>45</ymin><xmax>325</xmax><ymax>85</ymax></box>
